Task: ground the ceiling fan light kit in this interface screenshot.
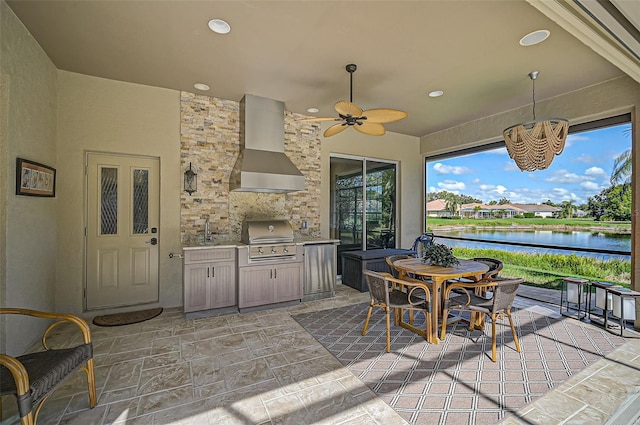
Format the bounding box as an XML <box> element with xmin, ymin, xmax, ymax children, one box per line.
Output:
<box><xmin>303</xmin><ymin>63</ymin><xmax>408</xmax><ymax>137</ymax></box>
<box><xmin>503</xmin><ymin>71</ymin><xmax>568</xmax><ymax>172</ymax></box>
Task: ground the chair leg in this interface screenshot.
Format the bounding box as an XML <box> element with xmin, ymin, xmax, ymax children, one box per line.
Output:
<box><xmin>362</xmin><ymin>303</ymin><xmax>374</xmax><ymax>336</ymax></box>
<box><xmin>491</xmin><ymin>313</ymin><xmax>497</xmax><ymax>362</ymax></box>
<box><xmin>385</xmin><ymin>308</ymin><xmax>391</xmax><ymax>353</ymax></box>
<box><xmin>506</xmin><ymin>309</ymin><xmax>521</xmax><ymax>353</ymax></box>
<box><xmin>440</xmin><ymin>308</ymin><xmax>449</xmax><ymax>340</ymax></box>
<box><xmin>83</xmin><ymin>358</ymin><xmax>97</xmax><ymax>408</ymax></box>
<box><xmin>19</xmin><ymin>413</ymin><xmax>34</xmax><ymax>425</ymax></box>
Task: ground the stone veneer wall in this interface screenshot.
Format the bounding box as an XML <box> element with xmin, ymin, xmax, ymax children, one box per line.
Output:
<box><xmin>180</xmin><ymin>92</ymin><xmax>322</xmax><ymax>243</ymax></box>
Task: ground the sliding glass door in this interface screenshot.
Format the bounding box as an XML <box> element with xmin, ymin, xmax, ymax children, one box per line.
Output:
<box><xmin>330</xmin><ymin>155</ymin><xmax>397</xmax><ymax>273</ymax></box>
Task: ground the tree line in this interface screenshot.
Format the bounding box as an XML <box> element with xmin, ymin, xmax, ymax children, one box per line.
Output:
<box><xmin>428</xmin><ymin>183</ymin><xmax>631</xmax><ymax>221</ymax></box>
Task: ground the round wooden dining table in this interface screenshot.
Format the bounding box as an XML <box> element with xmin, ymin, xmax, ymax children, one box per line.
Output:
<box><xmin>392</xmin><ymin>258</ymin><xmax>489</xmax><ymax>344</ymax></box>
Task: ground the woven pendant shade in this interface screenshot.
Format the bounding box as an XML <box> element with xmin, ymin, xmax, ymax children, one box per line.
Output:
<box><xmin>503</xmin><ymin>118</ymin><xmax>568</xmax><ymax>172</ymax></box>
<box><xmin>503</xmin><ymin>71</ymin><xmax>568</xmax><ymax>172</ymax></box>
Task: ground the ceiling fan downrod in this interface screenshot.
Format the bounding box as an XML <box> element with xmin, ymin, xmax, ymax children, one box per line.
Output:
<box><xmin>346</xmin><ymin>63</ymin><xmax>357</xmax><ymax>103</ymax></box>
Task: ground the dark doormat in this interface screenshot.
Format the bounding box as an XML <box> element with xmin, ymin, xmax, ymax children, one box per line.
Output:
<box><xmin>92</xmin><ymin>307</ymin><xmax>163</xmax><ymax>327</ymax></box>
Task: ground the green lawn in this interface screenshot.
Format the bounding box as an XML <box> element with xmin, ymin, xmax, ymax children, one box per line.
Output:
<box><xmin>453</xmin><ymin>247</ymin><xmax>630</xmax><ymax>290</ymax></box>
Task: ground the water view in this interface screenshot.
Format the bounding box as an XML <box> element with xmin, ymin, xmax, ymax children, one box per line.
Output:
<box><xmin>435</xmin><ymin>229</ymin><xmax>631</xmax><ymax>260</ymax></box>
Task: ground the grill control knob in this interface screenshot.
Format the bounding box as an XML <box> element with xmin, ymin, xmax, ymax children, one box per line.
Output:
<box><xmin>258</xmin><ymin>248</ymin><xmax>263</xmax><ymax>255</ymax></box>
<box><xmin>283</xmin><ymin>247</ymin><xmax>289</xmax><ymax>253</ymax></box>
<box><xmin>271</xmin><ymin>248</ymin><xmax>276</xmax><ymax>254</ymax></box>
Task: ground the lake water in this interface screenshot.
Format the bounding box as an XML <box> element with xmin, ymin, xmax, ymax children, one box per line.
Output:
<box><xmin>434</xmin><ymin>229</ymin><xmax>631</xmax><ymax>261</ymax></box>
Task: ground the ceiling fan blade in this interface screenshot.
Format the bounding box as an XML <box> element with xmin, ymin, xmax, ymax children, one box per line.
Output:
<box><xmin>362</xmin><ymin>108</ymin><xmax>408</xmax><ymax>123</ymax></box>
<box><xmin>354</xmin><ymin>122</ymin><xmax>385</xmax><ymax>136</ymax></box>
<box><xmin>299</xmin><ymin>117</ymin><xmax>340</xmax><ymax>122</ymax></box>
<box><xmin>335</xmin><ymin>100</ymin><xmax>363</xmax><ymax>117</ymax></box>
<box><xmin>323</xmin><ymin>123</ymin><xmax>349</xmax><ymax>137</ymax></box>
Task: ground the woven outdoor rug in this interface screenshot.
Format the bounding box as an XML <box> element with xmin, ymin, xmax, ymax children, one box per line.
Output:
<box><xmin>92</xmin><ymin>307</ymin><xmax>163</xmax><ymax>326</ymax></box>
<box><xmin>292</xmin><ymin>302</ymin><xmax>626</xmax><ymax>424</ymax></box>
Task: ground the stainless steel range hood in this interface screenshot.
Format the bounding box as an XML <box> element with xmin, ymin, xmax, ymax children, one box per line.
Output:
<box><xmin>230</xmin><ymin>94</ymin><xmax>305</xmax><ymax>193</ymax></box>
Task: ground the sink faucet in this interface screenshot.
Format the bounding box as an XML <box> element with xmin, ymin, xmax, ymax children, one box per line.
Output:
<box><xmin>204</xmin><ymin>218</ymin><xmax>212</xmax><ymax>242</ymax></box>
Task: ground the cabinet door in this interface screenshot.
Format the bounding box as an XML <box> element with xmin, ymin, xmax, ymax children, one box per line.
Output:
<box><xmin>273</xmin><ymin>263</ymin><xmax>303</xmax><ymax>303</ymax></box>
<box><xmin>183</xmin><ymin>264</ymin><xmax>211</xmax><ymax>312</ymax></box>
<box><xmin>238</xmin><ymin>266</ymin><xmax>274</xmax><ymax>308</ymax></box>
<box><xmin>210</xmin><ymin>260</ymin><xmax>236</xmax><ymax>309</ymax></box>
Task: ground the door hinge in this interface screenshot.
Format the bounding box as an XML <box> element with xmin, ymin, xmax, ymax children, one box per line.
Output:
<box><xmin>84</xmin><ymin>227</ymin><xmax>87</xmax><ymax>237</ymax></box>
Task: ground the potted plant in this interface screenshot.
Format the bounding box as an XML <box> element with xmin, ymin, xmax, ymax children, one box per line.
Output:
<box><xmin>422</xmin><ymin>242</ymin><xmax>459</xmax><ymax>267</ymax></box>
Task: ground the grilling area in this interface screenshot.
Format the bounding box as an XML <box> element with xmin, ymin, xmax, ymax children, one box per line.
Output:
<box><xmin>183</xmin><ymin>218</ymin><xmax>338</xmax><ymax>317</ymax></box>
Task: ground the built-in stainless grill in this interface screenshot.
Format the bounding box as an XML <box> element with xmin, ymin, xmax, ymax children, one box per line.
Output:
<box><xmin>240</xmin><ymin>219</ymin><xmax>300</xmax><ymax>263</ymax></box>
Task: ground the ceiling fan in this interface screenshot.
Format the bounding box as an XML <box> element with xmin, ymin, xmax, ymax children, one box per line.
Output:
<box><xmin>303</xmin><ymin>64</ymin><xmax>408</xmax><ymax>137</ymax></box>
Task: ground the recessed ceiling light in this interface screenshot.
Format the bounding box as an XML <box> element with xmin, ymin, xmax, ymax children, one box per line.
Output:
<box><xmin>519</xmin><ymin>30</ymin><xmax>550</xmax><ymax>46</ymax></box>
<box><xmin>194</xmin><ymin>83</ymin><xmax>210</xmax><ymax>91</ymax></box>
<box><xmin>428</xmin><ymin>90</ymin><xmax>444</xmax><ymax>98</ymax></box>
<box><xmin>208</xmin><ymin>19</ymin><xmax>231</xmax><ymax>34</ymax></box>
<box><xmin>306</xmin><ymin>107</ymin><xmax>319</xmax><ymax>113</ymax></box>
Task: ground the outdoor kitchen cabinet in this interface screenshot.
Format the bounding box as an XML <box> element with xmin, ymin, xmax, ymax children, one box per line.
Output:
<box><xmin>183</xmin><ymin>247</ymin><xmax>236</xmax><ymax>313</ymax></box>
<box><xmin>238</xmin><ymin>262</ymin><xmax>303</xmax><ymax>309</ymax></box>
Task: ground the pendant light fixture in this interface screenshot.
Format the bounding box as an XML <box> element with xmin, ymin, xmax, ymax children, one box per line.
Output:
<box><xmin>503</xmin><ymin>71</ymin><xmax>568</xmax><ymax>172</ymax></box>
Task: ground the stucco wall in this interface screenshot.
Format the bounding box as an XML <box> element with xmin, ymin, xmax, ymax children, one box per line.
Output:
<box><xmin>56</xmin><ymin>71</ymin><xmax>182</xmax><ymax>314</ymax></box>
<box><xmin>1</xmin><ymin>1</ymin><xmax>58</xmax><ymax>355</ymax></box>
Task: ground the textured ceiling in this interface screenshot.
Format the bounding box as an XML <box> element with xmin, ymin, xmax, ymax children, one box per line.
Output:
<box><xmin>6</xmin><ymin>0</ymin><xmax>629</xmax><ymax>137</ymax></box>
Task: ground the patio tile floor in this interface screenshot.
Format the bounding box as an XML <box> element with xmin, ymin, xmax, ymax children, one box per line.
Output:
<box><xmin>0</xmin><ymin>282</ymin><xmax>638</xmax><ymax>425</ymax></box>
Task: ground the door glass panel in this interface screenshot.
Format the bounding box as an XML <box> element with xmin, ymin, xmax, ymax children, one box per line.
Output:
<box><xmin>330</xmin><ymin>156</ymin><xmax>397</xmax><ymax>274</ymax></box>
<box><xmin>132</xmin><ymin>169</ymin><xmax>149</xmax><ymax>234</ymax></box>
<box><xmin>366</xmin><ymin>161</ymin><xmax>396</xmax><ymax>249</ymax></box>
<box><xmin>100</xmin><ymin>167</ymin><xmax>118</xmax><ymax>235</ymax></box>
<box><xmin>332</xmin><ymin>158</ymin><xmax>363</xmax><ymax>249</ymax></box>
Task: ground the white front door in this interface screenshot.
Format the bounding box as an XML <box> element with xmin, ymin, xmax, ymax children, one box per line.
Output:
<box><xmin>86</xmin><ymin>153</ymin><xmax>160</xmax><ymax>310</ymax></box>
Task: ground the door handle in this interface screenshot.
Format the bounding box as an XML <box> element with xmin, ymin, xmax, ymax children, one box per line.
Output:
<box><xmin>145</xmin><ymin>237</ymin><xmax>158</xmax><ymax>245</ymax></box>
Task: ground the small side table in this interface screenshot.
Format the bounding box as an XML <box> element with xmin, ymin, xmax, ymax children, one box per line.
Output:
<box><xmin>607</xmin><ymin>286</ymin><xmax>640</xmax><ymax>337</ymax></box>
<box><xmin>588</xmin><ymin>281</ymin><xmax>615</xmax><ymax>327</ymax></box>
<box><xmin>560</xmin><ymin>277</ymin><xmax>589</xmax><ymax>320</ymax></box>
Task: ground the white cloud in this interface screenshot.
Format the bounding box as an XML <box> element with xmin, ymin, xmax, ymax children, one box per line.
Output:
<box><xmin>551</xmin><ymin>187</ymin><xmax>571</xmax><ymax>197</ymax></box>
<box><xmin>432</xmin><ymin>163</ymin><xmax>473</xmax><ymax>175</ymax></box>
<box><xmin>580</xmin><ymin>181</ymin><xmax>600</xmax><ymax>191</ymax></box>
<box><xmin>565</xmin><ymin>134</ymin><xmax>589</xmax><ymax>148</ymax></box>
<box><xmin>471</xmin><ymin>178</ymin><xmax>481</xmax><ymax>184</ymax></box>
<box><xmin>437</xmin><ymin>180</ymin><xmax>466</xmax><ymax>191</ymax></box>
<box><xmin>574</xmin><ymin>154</ymin><xmax>596</xmax><ymax>164</ymax></box>
<box><xmin>545</xmin><ymin>169</ymin><xmax>593</xmax><ymax>184</ymax></box>
<box><xmin>584</xmin><ymin>166</ymin><xmax>606</xmax><ymax>179</ymax></box>
<box><xmin>494</xmin><ymin>185</ymin><xmax>508</xmax><ymax>194</ymax></box>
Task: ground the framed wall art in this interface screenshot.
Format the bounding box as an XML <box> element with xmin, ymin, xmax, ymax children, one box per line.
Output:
<box><xmin>16</xmin><ymin>158</ymin><xmax>56</xmax><ymax>197</ymax></box>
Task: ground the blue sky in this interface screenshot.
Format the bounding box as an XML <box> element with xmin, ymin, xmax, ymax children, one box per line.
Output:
<box><xmin>426</xmin><ymin>122</ymin><xmax>631</xmax><ymax>206</ymax></box>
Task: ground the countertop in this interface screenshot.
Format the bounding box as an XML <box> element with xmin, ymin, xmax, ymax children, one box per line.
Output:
<box><xmin>182</xmin><ymin>238</ymin><xmax>340</xmax><ymax>251</ymax></box>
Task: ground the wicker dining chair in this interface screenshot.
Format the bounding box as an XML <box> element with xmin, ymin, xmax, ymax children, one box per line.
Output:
<box><xmin>0</xmin><ymin>308</ymin><xmax>97</xmax><ymax>425</ymax></box>
<box><xmin>440</xmin><ymin>278</ymin><xmax>523</xmax><ymax>362</ymax></box>
<box><xmin>362</xmin><ymin>270</ymin><xmax>432</xmax><ymax>352</ymax></box>
<box><xmin>385</xmin><ymin>254</ymin><xmax>413</xmax><ymax>279</ymax></box>
<box><xmin>472</xmin><ymin>257</ymin><xmax>504</xmax><ymax>281</ymax></box>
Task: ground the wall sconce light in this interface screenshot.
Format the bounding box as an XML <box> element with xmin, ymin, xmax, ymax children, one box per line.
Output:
<box><xmin>184</xmin><ymin>162</ymin><xmax>197</xmax><ymax>195</ymax></box>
